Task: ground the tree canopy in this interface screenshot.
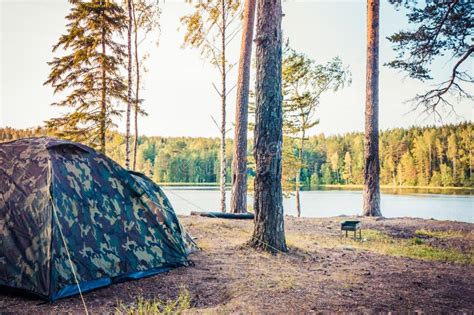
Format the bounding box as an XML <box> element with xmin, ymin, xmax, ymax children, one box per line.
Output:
<box><xmin>387</xmin><ymin>0</ymin><xmax>473</xmax><ymax>116</ymax></box>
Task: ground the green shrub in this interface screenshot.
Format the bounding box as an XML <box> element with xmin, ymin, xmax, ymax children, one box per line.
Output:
<box><xmin>116</xmin><ymin>288</ymin><xmax>191</xmax><ymax>315</ymax></box>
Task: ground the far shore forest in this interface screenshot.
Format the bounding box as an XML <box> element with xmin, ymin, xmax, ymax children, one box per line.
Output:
<box><xmin>2</xmin><ymin>122</ymin><xmax>472</xmax><ymax>190</ymax></box>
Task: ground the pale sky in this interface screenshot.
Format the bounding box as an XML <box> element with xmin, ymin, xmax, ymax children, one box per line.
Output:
<box><xmin>1</xmin><ymin>0</ymin><xmax>472</xmax><ymax>137</ymax></box>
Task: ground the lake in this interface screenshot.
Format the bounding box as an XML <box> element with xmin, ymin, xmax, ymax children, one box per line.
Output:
<box><xmin>162</xmin><ymin>186</ymin><xmax>474</xmax><ymax>223</ymax></box>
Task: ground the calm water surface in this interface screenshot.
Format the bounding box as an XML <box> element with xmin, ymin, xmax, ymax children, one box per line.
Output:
<box><xmin>162</xmin><ymin>187</ymin><xmax>474</xmax><ymax>223</ymax></box>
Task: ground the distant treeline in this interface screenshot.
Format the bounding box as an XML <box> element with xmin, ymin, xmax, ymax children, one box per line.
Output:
<box><xmin>1</xmin><ymin>122</ymin><xmax>472</xmax><ymax>188</ymax></box>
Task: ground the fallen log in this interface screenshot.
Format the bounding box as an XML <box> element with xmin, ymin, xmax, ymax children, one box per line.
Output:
<box><xmin>190</xmin><ymin>211</ymin><xmax>254</xmax><ymax>220</ymax></box>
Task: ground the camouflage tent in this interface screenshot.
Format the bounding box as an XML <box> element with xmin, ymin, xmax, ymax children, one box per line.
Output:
<box><xmin>0</xmin><ymin>137</ymin><xmax>195</xmax><ymax>301</ymax></box>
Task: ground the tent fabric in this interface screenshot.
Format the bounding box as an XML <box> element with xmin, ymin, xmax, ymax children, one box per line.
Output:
<box><xmin>0</xmin><ymin>137</ymin><xmax>196</xmax><ymax>301</ymax></box>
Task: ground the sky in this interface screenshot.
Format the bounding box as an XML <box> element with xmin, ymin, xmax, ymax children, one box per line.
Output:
<box><xmin>0</xmin><ymin>0</ymin><xmax>472</xmax><ymax>138</ymax></box>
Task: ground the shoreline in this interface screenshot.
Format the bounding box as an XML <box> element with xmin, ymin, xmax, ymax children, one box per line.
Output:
<box><xmin>157</xmin><ymin>182</ymin><xmax>473</xmax><ymax>191</ymax></box>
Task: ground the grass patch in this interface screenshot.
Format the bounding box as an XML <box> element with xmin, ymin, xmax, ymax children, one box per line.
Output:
<box><xmin>288</xmin><ymin>229</ymin><xmax>473</xmax><ymax>265</ymax></box>
<box><xmin>116</xmin><ymin>289</ymin><xmax>191</xmax><ymax>315</ymax></box>
<box><xmin>275</xmin><ymin>274</ymin><xmax>297</xmax><ymax>291</ymax></box>
<box><xmin>350</xmin><ymin>229</ymin><xmax>472</xmax><ymax>264</ymax></box>
<box><xmin>329</xmin><ymin>272</ymin><xmax>360</xmax><ymax>289</ymax></box>
<box><xmin>415</xmin><ymin>229</ymin><xmax>473</xmax><ymax>240</ymax></box>
<box><xmin>195</xmin><ymin>238</ymin><xmax>213</xmax><ymax>250</ymax></box>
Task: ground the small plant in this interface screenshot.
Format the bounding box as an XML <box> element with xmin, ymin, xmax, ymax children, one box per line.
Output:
<box><xmin>116</xmin><ymin>288</ymin><xmax>191</xmax><ymax>315</ymax></box>
<box><xmin>276</xmin><ymin>274</ymin><xmax>296</xmax><ymax>291</ymax></box>
<box><xmin>411</xmin><ymin>237</ymin><xmax>424</xmax><ymax>245</ymax></box>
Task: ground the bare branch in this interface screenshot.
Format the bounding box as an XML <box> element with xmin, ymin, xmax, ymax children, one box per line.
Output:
<box><xmin>412</xmin><ymin>45</ymin><xmax>473</xmax><ymax>116</ymax></box>
<box><xmin>225</xmin><ymin>83</ymin><xmax>237</xmax><ymax>97</ymax></box>
<box><xmin>210</xmin><ymin>115</ymin><xmax>220</xmax><ymax>131</ymax></box>
<box><xmin>212</xmin><ymin>82</ymin><xmax>222</xmax><ymax>96</ymax></box>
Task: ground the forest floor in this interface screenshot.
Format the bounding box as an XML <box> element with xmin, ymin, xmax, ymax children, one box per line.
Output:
<box><xmin>1</xmin><ymin>215</ymin><xmax>473</xmax><ymax>314</ymax></box>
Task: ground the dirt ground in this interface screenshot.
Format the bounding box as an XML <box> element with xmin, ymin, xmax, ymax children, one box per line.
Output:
<box><xmin>1</xmin><ymin>215</ymin><xmax>473</xmax><ymax>313</ymax></box>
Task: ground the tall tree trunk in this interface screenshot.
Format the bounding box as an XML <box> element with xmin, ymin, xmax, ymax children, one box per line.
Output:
<box><xmin>452</xmin><ymin>157</ymin><xmax>456</xmax><ymax>180</ymax></box>
<box><xmin>125</xmin><ymin>0</ymin><xmax>132</xmax><ymax>169</ymax></box>
<box><xmin>219</xmin><ymin>0</ymin><xmax>227</xmax><ymax>212</ymax></box>
<box><xmin>249</xmin><ymin>0</ymin><xmax>287</xmax><ymax>253</ymax></box>
<box><xmin>230</xmin><ymin>0</ymin><xmax>256</xmax><ymax>214</ymax></box>
<box><xmin>99</xmin><ymin>4</ymin><xmax>106</xmax><ymax>154</ymax></box>
<box><xmin>132</xmin><ymin>0</ymin><xmax>139</xmax><ymax>171</ymax></box>
<box><xmin>349</xmin><ymin>160</ymin><xmax>353</xmax><ymax>181</ymax></box>
<box><xmin>470</xmin><ymin>149</ymin><xmax>472</xmax><ymax>180</ymax></box>
<box><xmin>295</xmin><ymin>130</ymin><xmax>305</xmax><ymax>217</ymax></box>
<box><xmin>428</xmin><ymin>143</ymin><xmax>432</xmax><ymax>178</ymax></box>
<box><xmin>363</xmin><ymin>0</ymin><xmax>382</xmax><ymax>217</ymax></box>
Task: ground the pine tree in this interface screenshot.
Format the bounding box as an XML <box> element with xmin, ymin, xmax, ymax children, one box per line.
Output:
<box><xmin>399</xmin><ymin>151</ymin><xmax>417</xmax><ymax>186</ymax></box>
<box><xmin>363</xmin><ymin>0</ymin><xmax>382</xmax><ymax>216</ymax></box>
<box><xmin>249</xmin><ymin>0</ymin><xmax>287</xmax><ymax>253</ymax></box>
<box><xmin>230</xmin><ymin>0</ymin><xmax>256</xmax><ymax>214</ymax></box>
<box><xmin>44</xmin><ymin>0</ymin><xmax>127</xmax><ymax>153</ymax></box>
<box><xmin>447</xmin><ymin>133</ymin><xmax>458</xmax><ymax>184</ymax></box>
<box><xmin>282</xmin><ymin>46</ymin><xmax>350</xmax><ymax>216</ymax></box>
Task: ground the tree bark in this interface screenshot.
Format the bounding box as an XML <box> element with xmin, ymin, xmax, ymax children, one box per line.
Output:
<box><xmin>125</xmin><ymin>0</ymin><xmax>132</xmax><ymax>169</ymax></box>
<box><xmin>99</xmin><ymin>2</ymin><xmax>107</xmax><ymax>154</ymax></box>
<box><xmin>132</xmin><ymin>0</ymin><xmax>139</xmax><ymax>171</ymax></box>
<box><xmin>219</xmin><ymin>0</ymin><xmax>227</xmax><ymax>212</ymax></box>
<box><xmin>230</xmin><ymin>0</ymin><xmax>256</xmax><ymax>214</ymax></box>
<box><xmin>363</xmin><ymin>0</ymin><xmax>382</xmax><ymax>217</ymax></box>
<box><xmin>249</xmin><ymin>0</ymin><xmax>287</xmax><ymax>253</ymax></box>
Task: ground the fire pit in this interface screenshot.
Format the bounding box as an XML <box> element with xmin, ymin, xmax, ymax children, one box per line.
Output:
<box><xmin>341</xmin><ymin>220</ymin><xmax>362</xmax><ymax>239</ymax></box>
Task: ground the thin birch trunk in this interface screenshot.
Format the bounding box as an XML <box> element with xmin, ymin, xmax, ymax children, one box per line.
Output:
<box><xmin>125</xmin><ymin>0</ymin><xmax>132</xmax><ymax>169</ymax></box>
<box><xmin>132</xmin><ymin>0</ymin><xmax>139</xmax><ymax>171</ymax></box>
<box><xmin>219</xmin><ymin>0</ymin><xmax>227</xmax><ymax>212</ymax></box>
